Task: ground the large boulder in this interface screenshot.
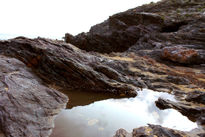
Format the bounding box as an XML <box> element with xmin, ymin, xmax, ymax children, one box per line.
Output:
<box><xmin>0</xmin><ymin>55</ymin><xmax>68</xmax><ymax>137</ymax></box>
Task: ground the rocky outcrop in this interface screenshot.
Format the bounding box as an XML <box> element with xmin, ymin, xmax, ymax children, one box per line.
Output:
<box><xmin>64</xmin><ymin>0</ymin><xmax>205</xmax><ymax>136</ymax></box>
<box><xmin>1</xmin><ymin>37</ymin><xmax>204</xmax><ymax>98</ymax></box>
<box><xmin>114</xmin><ymin>124</ymin><xmax>191</xmax><ymax>137</ymax></box>
<box><xmin>186</xmin><ymin>90</ymin><xmax>205</xmax><ymax>104</ymax></box>
<box><xmin>156</xmin><ymin>98</ymin><xmax>205</xmax><ymax>124</ymax></box>
<box><xmin>0</xmin><ymin>37</ymin><xmax>138</xmax><ymax>96</ymax></box>
<box><xmin>65</xmin><ymin>0</ymin><xmax>205</xmax><ymax>65</ymax></box>
<box><xmin>65</xmin><ymin>12</ymin><xmax>164</xmax><ymax>53</ymax></box>
<box><xmin>0</xmin><ymin>36</ymin><xmax>204</xmax><ymax>136</ymax></box>
<box><xmin>0</xmin><ymin>55</ymin><xmax>68</xmax><ymax>137</ymax></box>
<box><xmin>0</xmin><ymin>0</ymin><xmax>205</xmax><ymax>137</ymax></box>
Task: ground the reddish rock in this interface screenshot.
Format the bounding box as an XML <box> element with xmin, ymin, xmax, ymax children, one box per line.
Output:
<box><xmin>161</xmin><ymin>47</ymin><xmax>199</xmax><ymax>64</ymax></box>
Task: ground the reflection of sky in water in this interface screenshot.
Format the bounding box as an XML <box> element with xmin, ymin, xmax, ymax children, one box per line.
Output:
<box><xmin>51</xmin><ymin>89</ymin><xmax>197</xmax><ymax>137</ymax></box>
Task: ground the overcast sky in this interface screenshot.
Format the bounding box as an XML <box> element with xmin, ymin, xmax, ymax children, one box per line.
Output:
<box><xmin>0</xmin><ymin>0</ymin><xmax>160</xmax><ymax>39</ymax></box>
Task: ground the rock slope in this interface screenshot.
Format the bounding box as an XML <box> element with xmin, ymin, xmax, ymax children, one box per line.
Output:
<box><xmin>65</xmin><ymin>0</ymin><xmax>205</xmax><ymax>65</ymax></box>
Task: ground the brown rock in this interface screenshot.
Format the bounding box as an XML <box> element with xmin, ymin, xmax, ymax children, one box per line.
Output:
<box><xmin>161</xmin><ymin>47</ymin><xmax>199</xmax><ymax>64</ymax></box>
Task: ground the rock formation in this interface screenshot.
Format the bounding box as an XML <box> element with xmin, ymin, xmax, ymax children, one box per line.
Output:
<box><xmin>114</xmin><ymin>124</ymin><xmax>205</xmax><ymax>137</ymax></box>
<box><xmin>65</xmin><ymin>0</ymin><xmax>205</xmax><ymax>136</ymax></box>
<box><xmin>0</xmin><ymin>55</ymin><xmax>68</xmax><ymax>137</ymax></box>
<box><xmin>0</xmin><ymin>0</ymin><xmax>205</xmax><ymax>136</ymax></box>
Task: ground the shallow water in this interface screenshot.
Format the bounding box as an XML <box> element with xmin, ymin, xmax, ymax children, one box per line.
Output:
<box><xmin>51</xmin><ymin>89</ymin><xmax>197</xmax><ymax>137</ymax></box>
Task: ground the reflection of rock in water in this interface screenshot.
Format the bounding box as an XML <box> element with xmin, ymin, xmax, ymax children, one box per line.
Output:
<box><xmin>61</xmin><ymin>90</ymin><xmax>125</xmax><ymax>109</ymax></box>
<box><xmin>138</xmin><ymin>89</ymin><xmax>174</xmax><ymax>125</ymax></box>
<box><xmin>147</xmin><ymin>97</ymin><xmax>170</xmax><ymax>124</ymax></box>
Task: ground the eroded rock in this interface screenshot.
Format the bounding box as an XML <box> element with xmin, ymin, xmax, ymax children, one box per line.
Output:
<box><xmin>0</xmin><ymin>55</ymin><xmax>68</xmax><ymax>137</ymax></box>
<box><xmin>65</xmin><ymin>12</ymin><xmax>164</xmax><ymax>53</ymax></box>
<box><xmin>65</xmin><ymin>0</ymin><xmax>205</xmax><ymax>66</ymax></box>
<box><xmin>0</xmin><ymin>37</ymin><xmax>138</xmax><ymax>96</ymax></box>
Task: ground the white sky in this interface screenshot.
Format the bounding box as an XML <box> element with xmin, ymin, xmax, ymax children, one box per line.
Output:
<box><xmin>0</xmin><ymin>0</ymin><xmax>160</xmax><ymax>39</ymax></box>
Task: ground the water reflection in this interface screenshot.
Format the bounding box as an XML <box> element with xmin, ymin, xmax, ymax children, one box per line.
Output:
<box><xmin>51</xmin><ymin>89</ymin><xmax>197</xmax><ymax>137</ymax></box>
<box><xmin>62</xmin><ymin>90</ymin><xmax>126</xmax><ymax>109</ymax></box>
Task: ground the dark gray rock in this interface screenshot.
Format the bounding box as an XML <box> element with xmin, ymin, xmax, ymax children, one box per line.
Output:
<box><xmin>65</xmin><ymin>12</ymin><xmax>163</xmax><ymax>53</ymax></box>
<box><xmin>155</xmin><ymin>98</ymin><xmax>205</xmax><ymax>123</ymax></box>
<box><xmin>186</xmin><ymin>90</ymin><xmax>205</xmax><ymax>104</ymax></box>
<box><xmin>65</xmin><ymin>0</ymin><xmax>205</xmax><ymax>65</ymax></box>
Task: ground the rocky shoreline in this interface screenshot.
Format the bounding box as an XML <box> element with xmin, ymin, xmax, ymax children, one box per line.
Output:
<box><xmin>0</xmin><ymin>0</ymin><xmax>205</xmax><ymax>136</ymax></box>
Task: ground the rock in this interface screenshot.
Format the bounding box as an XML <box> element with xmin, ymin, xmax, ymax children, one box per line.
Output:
<box><xmin>65</xmin><ymin>12</ymin><xmax>164</xmax><ymax>53</ymax></box>
<box><xmin>186</xmin><ymin>90</ymin><xmax>205</xmax><ymax>104</ymax></box>
<box><xmin>161</xmin><ymin>46</ymin><xmax>199</xmax><ymax>64</ymax></box>
<box><xmin>114</xmin><ymin>124</ymin><xmax>189</xmax><ymax>137</ymax></box>
<box><xmin>0</xmin><ymin>37</ymin><xmax>203</xmax><ymax>136</ymax></box>
<box><xmin>0</xmin><ymin>55</ymin><xmax>68</xmax><ymax>137</ymax></box>
<box><xmin>0</xmin><ymin>37</ymin><xmax>138</xmax><ymax>96</ymax></box>
<box><xmin>65</xmin><ymin>0</ymin><xmax>205</xmax><ymax>65</ymax></box>
<box><xmin>113</xmin><ymin>128</ymin><xmax>132</xmax><ymax>137</ymax></box>
<box><xmin>63</xmin><ymin>0</ymin><xmax>205</xmax><ymax>100</ymax></box>
<box><xmin>166</xmin><ymin>75</ymin><xmax>190</xmax><ymax>85</ymax></box>
<box><xmin>155</xmin><ymin>98</ymin><xmax>205</xmax><ymax>123</ymax></box>
<box><xmin>0</xmin><ymin>0</ymin><xmax>205</xmax><ymax>136</ymax></box>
